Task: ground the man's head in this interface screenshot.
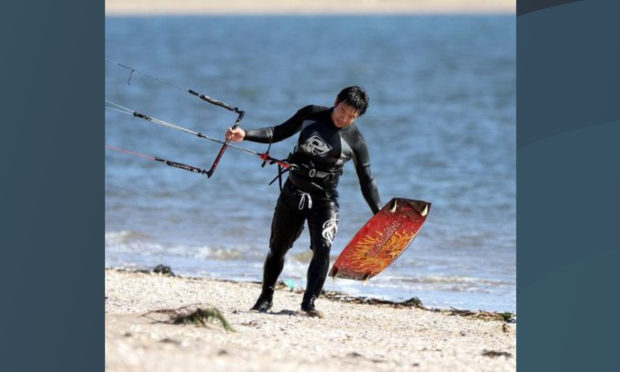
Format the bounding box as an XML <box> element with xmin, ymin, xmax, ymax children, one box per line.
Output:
<box><xmin>332</xmin><ymin>86</ymin><xmax>369</xmax><ymax>128</ymax></box>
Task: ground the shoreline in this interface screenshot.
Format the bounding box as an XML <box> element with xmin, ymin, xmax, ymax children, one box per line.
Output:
<box><xmin>111</xmin><ymin>264</ymin><xmax>515</xmax><ymax>314</ymax></box>
<box><xmin>106</xmin><ymin>268</ymin><xmax>516</xmax><ymax>371</ymax></box>
<box><xmin>105</xmin><ymin>0</ymin><xmax>515</xmax><ymax>15</ymax></box>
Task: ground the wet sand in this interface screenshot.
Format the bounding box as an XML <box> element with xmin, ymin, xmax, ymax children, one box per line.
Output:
<box><xmin>105</xmin><ymin>268</ymin><xmax>516</xmax><ymax>372</ymax></box>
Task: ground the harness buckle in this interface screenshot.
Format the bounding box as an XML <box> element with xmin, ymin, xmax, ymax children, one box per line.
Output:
<box><xmin>308</xmin><ymin>169</ymin><xmax>316</xmax><ymax>178</ymax></box>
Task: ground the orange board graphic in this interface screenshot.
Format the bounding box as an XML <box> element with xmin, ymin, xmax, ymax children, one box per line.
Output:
<box><xmin>329</xmin><ymin>198</ymin><xmax>430</xmax><ymax>280</ymax></box>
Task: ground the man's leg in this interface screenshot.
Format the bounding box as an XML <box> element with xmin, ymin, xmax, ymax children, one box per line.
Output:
<box><xmin>251</xmin><ymin>187</ymin><xmax>304</xmax><ymax>312</ymax></box>
<box><xmin>302</xmin><ymin>198</ymin><xmax>339</xmax><ymax>317</ymax></box>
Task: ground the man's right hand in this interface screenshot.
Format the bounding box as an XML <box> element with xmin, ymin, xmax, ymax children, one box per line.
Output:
<box><xmin>225</xmin><ymin>127</ymin><xmax>246</xmax><ymax>142</ymax></box>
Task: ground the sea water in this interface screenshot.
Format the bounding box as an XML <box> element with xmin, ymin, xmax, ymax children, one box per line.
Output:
<box><xmin>105</xmin><ymin>15</ymin><xmax>516</xmax><ymax>312</ymax></box>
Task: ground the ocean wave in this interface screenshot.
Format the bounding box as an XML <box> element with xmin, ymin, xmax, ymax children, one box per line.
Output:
<box><xmin>290</xmin><ymin>250</ymin><xmax>314</xmax><ymax>263</ymax></box>
<box><xmin>399</xmin><ymin>275</ymin><xmax>512</xmax><ymax>286</ymax></box>
<box><xmin>105</xmin><ymin>230</ymin><xmax>152</xmax><ymax>244</ymax></box>
<box><xmin>106</xmin><ymin>233</ymin><xmax>262</xmax><ymax>262</ymax></box>
<box><xmin>193</xmin><ymin>246</ymin><xmax>248</xmax><ymax>261</ymax></box>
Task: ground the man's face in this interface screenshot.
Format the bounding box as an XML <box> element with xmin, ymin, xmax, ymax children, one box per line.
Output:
<box><xmin>331</xmin><ymin>102</ymin><xmax>360</xmax><ymax>128</ymax></box>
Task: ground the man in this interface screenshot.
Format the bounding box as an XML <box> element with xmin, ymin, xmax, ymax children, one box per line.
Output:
<box><xmin>226</xmin><ymin>86</ymin><xmax>381</xmax><ymax>317</ymax></box>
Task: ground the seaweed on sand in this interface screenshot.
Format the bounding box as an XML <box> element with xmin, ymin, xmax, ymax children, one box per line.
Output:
<box><xmin>321</xmin><ymin>290</ymin><xmax>426</xmax><ymax>309</ymax></box>
<box><xmin>152</xmin><ymin>264</ymin><xmax>175</xmax><ymax>276</ymax></box>
<box><xmin>173</xmin><ymin>307</ymin><xmax>234</xmax><ymax>331</ymax></box>
<box><xmin>449</xmin><ymin>308</ymin><xmax>516</xmax><ymax>323</ymax></box>
<box><xmin>482</xmin><ymin>349</ymin><xmax>512</xmax><ymax>358</ymax></box>
<box><xmin>144</xmin><ymin>304</ymin><xmax>235</xmax><ymax>332</ymax></box>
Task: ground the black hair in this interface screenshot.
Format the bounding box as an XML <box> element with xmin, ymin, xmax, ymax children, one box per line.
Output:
<box><xmin>335</xmin><ymin>86</ymin><xmax>369</xmax><ymax>116</ymax></box>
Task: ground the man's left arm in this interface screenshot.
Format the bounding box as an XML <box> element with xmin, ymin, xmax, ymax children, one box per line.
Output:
<box><xmin>352</xmin><ymin>133</ymin><xmax>382</xmax><ymax>214</ymax></box>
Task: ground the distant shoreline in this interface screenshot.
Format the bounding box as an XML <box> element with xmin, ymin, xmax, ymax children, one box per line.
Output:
<box><xmin>105</xmin><ymin>0</ymin><xmax>515</xmax><ymax>15</ymax></box>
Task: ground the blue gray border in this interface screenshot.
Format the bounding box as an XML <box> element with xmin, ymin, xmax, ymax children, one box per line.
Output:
<box><xmin>518</xmin><ymin>0</ymin><xmax>583</xmax><ymax>16</ymax></box>
<box><xmin>518</xmin><ymin>0</ymin><xmax>620</xmax><ymax>369</ymax></box>
<box><xmin>0</xmin><ymin>1</ymin><xmax>103</xmax><ymax>371</ymax></box>
<box><xmin>1</xmin><ymin>0</ymin><xmax>618</xmax><ymax>370</ymax></box>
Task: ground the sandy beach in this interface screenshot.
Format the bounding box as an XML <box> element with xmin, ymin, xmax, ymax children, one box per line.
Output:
<box><xmin>105</xmin><ymin>268</ymin><xmax>515</xmax><ymax>371</ymax></box>
<box><xmin>105</xmin><ymin>0</ymin><xmax>515</xmax><ymax>15</ymax></box>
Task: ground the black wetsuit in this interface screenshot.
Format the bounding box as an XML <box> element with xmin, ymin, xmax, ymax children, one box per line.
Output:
<box><xmin>245</xmin><ymin>105</ymin><xmax>381</xmax><ymax>307</ymax></box>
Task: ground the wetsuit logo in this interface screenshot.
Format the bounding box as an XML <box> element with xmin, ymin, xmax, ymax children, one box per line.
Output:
<box><xmin>301</xmin><ymin>133</ymin><xmax>332</xmax><ymax>157</ymax></box>
<box><xmin>321</xmin><ymin>212</ymin><xmax>339</xmax><ymax>246</ymax></box>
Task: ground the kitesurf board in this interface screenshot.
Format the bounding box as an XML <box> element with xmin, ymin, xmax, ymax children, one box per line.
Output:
<box><xmin>329</xmin><ymin>198</ymin><xmax>430</xmax><ymax>280</ymax></box>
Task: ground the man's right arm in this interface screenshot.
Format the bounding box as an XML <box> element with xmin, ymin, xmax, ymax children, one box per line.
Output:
<box><xmin>232</xmin><ymin>105</ymin><xmax>314</xmax><ymax>144</ymax></box>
